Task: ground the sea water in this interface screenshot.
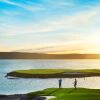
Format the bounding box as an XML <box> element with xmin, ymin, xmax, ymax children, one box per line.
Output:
<box><xmin>0</xmin><ymin>59</ymin><xmax>100</xmax><ymax>94</ymax></box>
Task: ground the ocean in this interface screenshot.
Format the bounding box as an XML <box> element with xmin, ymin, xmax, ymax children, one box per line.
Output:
<box><xmin>0</xmin><ymin>59</ymin><xmax>100</xmax><ymax>94</ymax></box>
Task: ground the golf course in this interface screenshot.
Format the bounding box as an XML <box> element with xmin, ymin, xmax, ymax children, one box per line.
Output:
<box><xmin>7</xmin><ymin>69</ymin><xmax>100</xmax><ymax>78</ymax></box>
<box><xmin>6</xmin><ymin>69</ymin><xmax>100</xmax><ymax>100</ymax></box>
<box><xmin>27</xmin><ymin>88</ymin><xmax>100</xmax><ymax>100</ymax></box>
<box><xmin>6</xmin><ymin>69</ymin><xmax>100</xmax><ymax>99</ymax></box>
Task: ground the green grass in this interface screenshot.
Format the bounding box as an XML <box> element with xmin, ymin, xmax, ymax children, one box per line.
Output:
<box><xmin>13</xmin><ymin>69</ymin><xmax>100</xmax><ymax>74</ymax></box>
<box><xmin>16</xmin><ymin>69</ymin><xmax>67</xmax><ymax>74</ymax></box>
<box><xmin>7</xmin><ymin>69</ymin><xmax>100</xmax><ymax>78</ymax></box>
<box><xmin>27</xmin><ymin>88</ymin><xmax>100</xmax><ymax>100</ymax></box>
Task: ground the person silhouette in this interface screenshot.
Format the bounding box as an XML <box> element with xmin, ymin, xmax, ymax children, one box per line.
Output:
<box><xmin>74</xmin><ymin>78</ymin><xmax>77</xmax><ymax>89</ymax></box>
<box><xmin>59</xmin><ymin>78</ymin><xmax>62</xmax><ymax>88</ymax></box>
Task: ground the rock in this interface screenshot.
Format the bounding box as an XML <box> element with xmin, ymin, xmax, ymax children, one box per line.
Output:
<box><xmin>0</xmin><ymin>94</ymin><xmax>29</xmax><ymax>100</ymax></box>
<box><xmin>33</xmin><ymin>96</ymin><xmax>46</xmax><ymax>100</ymax></box>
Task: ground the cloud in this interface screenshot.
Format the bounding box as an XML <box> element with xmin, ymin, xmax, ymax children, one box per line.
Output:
<box><xmin>42</xmin><ymin>0</ymin><xmax>74</xmax><ymax>8</ymax></box>
<box><xmin>0</xmin><ymin>1</ymin><xmax>100</xmax><ymax>53</ymax></box>
<box><xmin>12</xmin><ymin>41</ymin><xmax>91</xmax><ymax>54</ymax></box>
<box><xmin>1</xmin><ymin>1</ymin><xmax>99</xmax><ymax>29</ymax></box>
<box><xmin>1</xmin><ymin>5</ymin><xmax>100</xmax><ymax>36</ymax></box>
<box><xmin>0</xmin><ymin>0</ymin><xmax>44</xmax><ymax>12</ymax></box>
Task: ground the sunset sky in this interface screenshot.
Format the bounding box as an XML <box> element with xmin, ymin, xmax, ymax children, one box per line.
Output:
<box><xmin>0</xmin><ymin>0</ymin><xmax>100</xmax><ymax>54</ymax></box>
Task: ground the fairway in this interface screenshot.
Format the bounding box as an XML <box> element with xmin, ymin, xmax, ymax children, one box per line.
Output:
<box><xmin>28</xmin><ymin>88</ymin><xmax>100</xmax><ymax>100</ymax></box>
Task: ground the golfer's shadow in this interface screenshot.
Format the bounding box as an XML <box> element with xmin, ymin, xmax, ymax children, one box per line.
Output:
<box><xmin>47</xmin><ymin>88</ymin><xmax>60</xmax><ymax>96</ymax></box>
<box><xmin>67</xmin><ymin>88</ymin><xmax>76</xmax><ymax>94</ymax></box>
<box><xmin>47</xmin><ymin>88</ymin><xmax>76</xmax><ymax>96</ymax></box>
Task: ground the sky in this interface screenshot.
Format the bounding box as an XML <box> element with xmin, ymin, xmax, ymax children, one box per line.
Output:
<box><xmin>0</xmin><ymin>0</ymin><xmax>100</xmax><ymax>54</ymax></box>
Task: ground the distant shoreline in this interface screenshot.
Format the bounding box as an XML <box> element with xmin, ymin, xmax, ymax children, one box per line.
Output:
<box><xmin>1</xmin><ymin>52</ymin><xmax>100</xmax><ymax>59</ymax></box>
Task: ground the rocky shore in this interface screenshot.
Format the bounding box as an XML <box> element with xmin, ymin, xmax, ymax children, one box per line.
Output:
<box><xmin>0</xmin><ymin>94</ymin><xmax>28</xmax><ymax>100</ymax></box>
<box><xmin>0</xmin><ymin>94</ymin><xmax>47</xmax><ymax>100</ymax></box>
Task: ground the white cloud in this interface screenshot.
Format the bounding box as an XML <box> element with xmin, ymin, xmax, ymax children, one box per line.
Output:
<box><xmin>1</xmin><ymin>5</ymin><xmax>100</xmax><ymax>36</ymax></box>
<box><xmin>43</xmin><ymin>0</ymin><xmax>74</xmax><ymax>8</ymax></box>
<box><xmin>0</xmin><ymin>3</ymin><xmax>100</xmax><ymax>53</ymax></box>
<box><xmin>0</xmin><ymin>0</ymin><xmax>44</xmax><ymax>12</ymax></box>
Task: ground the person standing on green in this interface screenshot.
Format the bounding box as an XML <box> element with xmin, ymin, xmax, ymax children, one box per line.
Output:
<box><xmin>59</xmin><ymin>78</ymin><xmax>62</xmax><ymax>88</ymax></box>
<box><xmin>74</xmin><ymin>78</ymin><xmax>77</xmax><ymax>89</ymax></box>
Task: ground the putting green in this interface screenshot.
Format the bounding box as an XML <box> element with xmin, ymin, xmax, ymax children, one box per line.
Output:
<box><xmin>7</xmin><ymin>69</ymin><xmax>100</xmax><ymax>78</ymax></box>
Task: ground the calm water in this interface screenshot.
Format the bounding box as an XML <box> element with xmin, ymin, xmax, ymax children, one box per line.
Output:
<box><xmin>0</xmin><ymin>59</ymin><xmax>100</xmax><ymax>94</ymax></box>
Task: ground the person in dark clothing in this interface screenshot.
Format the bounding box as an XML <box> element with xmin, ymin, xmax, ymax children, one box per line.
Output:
<box><xmin>59</xmin><ymin>78</ymin><xmax>62</xmax><ymax>88</ymax></box>
<box><xmin>74</xmin><ymin>78</ymin><xmax>77</xmax><ymax>89</ymax></box>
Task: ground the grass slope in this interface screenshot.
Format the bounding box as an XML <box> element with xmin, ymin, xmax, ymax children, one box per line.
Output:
<box><xmin>27</xmin><ymin>88</ymin><xmax>100</xmax><ymax>100</ymax></box>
